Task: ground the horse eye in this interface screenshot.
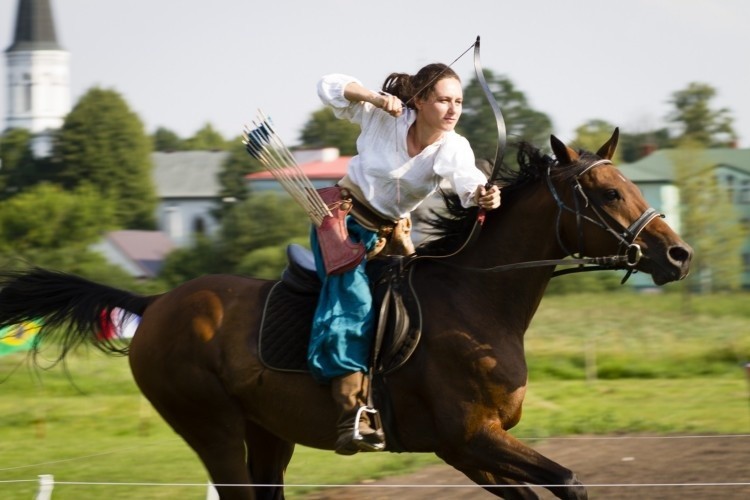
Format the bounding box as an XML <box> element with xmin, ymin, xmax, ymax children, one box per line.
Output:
<box><xmin>603</xmin><ymin>189</ymin><xmax>620</xmax><ymax>202</ymax></box>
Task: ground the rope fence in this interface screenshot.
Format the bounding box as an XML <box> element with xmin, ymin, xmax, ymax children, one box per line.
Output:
<box><xmin>1</xmin><ymin>434</ymin><xmax>748</xmax><ymax>499</ymax></box>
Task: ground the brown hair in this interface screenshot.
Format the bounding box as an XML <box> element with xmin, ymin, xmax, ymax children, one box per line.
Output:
<box><xmin>381</xmin><ymin>63</ymin><xmax>460</xmax><ymax>110</ymax></box>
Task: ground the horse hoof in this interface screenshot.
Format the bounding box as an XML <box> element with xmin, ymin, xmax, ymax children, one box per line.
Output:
<box><xmin>565</xmin><ymin>474</ymin><xmax>588</xmax><ymax>500</ymax></box>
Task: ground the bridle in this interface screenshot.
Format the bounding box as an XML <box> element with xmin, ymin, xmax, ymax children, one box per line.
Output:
<box><xmin>406</xmin><ymin>158</ymin><xmax>664</xmax><ymax>283</ymax></box>
<box><xmin>545</xmin><ymin>159</ymin><xmax>664</xmax><ymax>281</ymax></box>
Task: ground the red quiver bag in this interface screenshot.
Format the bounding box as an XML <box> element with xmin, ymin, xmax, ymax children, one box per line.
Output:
<box><xmin>315</xmin><ymin>187</ymin><xmax>366</xmax><ymax>275</ymax></box>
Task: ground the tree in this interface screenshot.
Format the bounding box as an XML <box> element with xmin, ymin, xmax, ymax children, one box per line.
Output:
<box><xmin>0</xmin><ymin>128</ymin><xmax>38</xmax><ymax>199</ymax></box>
<box><xmin>667</xmin><ymin>82</ymin><xmax>737</xmax><ymax>148</ymax></box>
<box><xmin>215</xmin><ymin>138</ymin><xmax>264</xmax><ymax>218</ymax></box>
<box><xmin>53</xmin><ymin>87</ymin><xmax>157</xmax><ymax>229</ymax></box>
<box><xmin>152</xmin><ymin>126</ymin><xmax>185</xmax><ymax>151</ymax></box>
<box><xmin>618</xmin><ymin>128</ymin><xmax>671</xmax><ymax>163</ymax></box>
<box><xmin>0</xmin><ymin>182</ymin><xmax>116</xmax><ymax>254</ymax></box>
<box><xmin>219</xmin><ymin>193</ymin><xmax>310</xmax><ymax>270</ymax></box>
<box><xmin>671</xmin><ymin>139</ymin><xmax>745</xmax><ymax>294</ymax></box>
<box><xmin>184</xmin><ymin>123</ymin><xmax>228</xmax><ymax>151</ymax></box>
<box><xmin>299</xmin><ymin>107</ymin><xmax>360</xmax><ymax>155</ymax></box>
<box><xmin>458</xmin><ymin>69</ymin><xmax>553</xmax><ymax>170</ymax></box>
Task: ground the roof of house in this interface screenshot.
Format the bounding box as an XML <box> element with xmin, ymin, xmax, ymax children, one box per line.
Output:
<box><xmin>6</xmin><ymin>0</ymin><xmax>62</xmax><ymax>52</ymax></box>
<box><xmin>104</xmin><ymin>230</ymin><xmax>175</xmax><ymax>278</ymax></box>
<box><xmin>246</xmin><ymin>156</ymin><xmax>351</xmax><ymax>181</ymax></box>
<box><xmin>619</xmin><ymin>148</ymin><xmax>750</xmax><ymax>183</ymax></box>
<box><xmin>152</xmin><ymin>151</ymin><xmax>229</xmax><ymax>198</ymax></box>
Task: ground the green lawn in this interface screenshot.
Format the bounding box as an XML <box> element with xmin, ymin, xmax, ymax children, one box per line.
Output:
<box><xmin>1</xmin><ymin>291</ymin><xmax>748</xmax><ymax>499</ymax></box>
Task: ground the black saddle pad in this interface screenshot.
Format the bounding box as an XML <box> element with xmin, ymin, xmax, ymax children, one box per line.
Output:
<box><xmin>257</xmin><ymin>282</ymin><xmax>316</xmax><ymax>372</ymax></box>
<box><xmin>258</xmin><ymin>258</ymin><xmax>422</xmax><ymax>374</ymax></box>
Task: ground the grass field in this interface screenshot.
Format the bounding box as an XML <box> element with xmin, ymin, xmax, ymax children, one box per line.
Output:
<box><xmin>1</xmin><ymin>290</ymin><xmax>748</xmax><ymax>499</ymax></box>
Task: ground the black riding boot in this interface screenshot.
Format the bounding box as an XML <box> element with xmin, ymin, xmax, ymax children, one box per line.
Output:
<box><xmin>331</xmin><ymin>371</ymin><xmax>385</xmax><ymax>455</ymax></box>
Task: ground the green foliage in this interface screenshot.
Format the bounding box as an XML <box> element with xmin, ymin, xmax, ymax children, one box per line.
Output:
<box><xmin>458</xmin><ymin>69</ymin><xmax>552</xmax><ymax>168</ymax></box>
<box><xmin>0</xmin><ymin>183</ymin><xmax>116</xmax><ymax>253</ymax></box>
<box><xmin>618</xmin><ymin>128</ymin><xmax>671</xmax><ymax>162</ymax></box>
<box><xmin>219</xmin><ymin>193</ymin><xmax>311</xmax><ymax>269</ymax></box>
<box><xmin>151</xmin><ymin>126</ymin><xmax>184</xmax><ymax>151</ymax></box>
<box><xmin>159</xmin><ymin>236</ymin><xmax>231</xmax><ymax>287</ymax></box>
<box><xmin>236</xmin><ymin>235</ymin><xmax>309</xmax><ymax>279</ymax></box>
<box><xmin>52</xmin><ymin>87</ymin><xmax>157</xmax><ymax>229</ymax></box>
<box><xmin>667</xmin><ymin>82</ymin><xmax>737</xmax><ymax>147</ymax></box>
<box><xmin>215</xmin><ymin>137</ymin><xmax>264</xmax><ymax>218</ymax></box>
<box><xmin>183</xmin><ymin>122</ymin><xmax>228</xmax><ymax>151</ymax></box>
<box><xmin>159</xmin><ymin>196</ymin><xmax>310</xmax><ymax>284</ymax></box>
<box><xmin>0</xmin><ymin>128</ymin><xmax>39</xmax><ymax>199</ymax></box>
<box><xmin>298</xmin><ymin>107</ymin><xmax>360</xmax><ymax>155</ymax></box>
<box><xmin>545</xmin><ymin>269</ymin><xmax>623</xmax><ymax>295</ymax></box>
<box><xmin>670</xmin><ymin>141</ymin><xmax>745</xmax><ymax>292</ymax></box>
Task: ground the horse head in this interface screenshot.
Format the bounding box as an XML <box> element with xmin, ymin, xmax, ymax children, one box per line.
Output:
<box><xmin>547</xmin><ymin>128</ymin><xmax>692</xmax><ymax>285</ymax></box>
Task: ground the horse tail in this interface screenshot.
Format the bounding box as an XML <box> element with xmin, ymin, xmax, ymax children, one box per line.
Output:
<box><xmin>0</xmin><ymin>267</ymin><xmax>155</xmax><ymax>358</ymax></box>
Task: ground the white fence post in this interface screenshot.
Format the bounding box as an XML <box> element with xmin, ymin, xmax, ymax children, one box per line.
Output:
<box><xmin>36</xmin><ymin>474</ymin><xmax>54</xmax><ymax>500</ymax></box>
<box><xmin>207</xmin><ymin>481</ymin><xmax>219</xmax><ymax>500</ymax></box>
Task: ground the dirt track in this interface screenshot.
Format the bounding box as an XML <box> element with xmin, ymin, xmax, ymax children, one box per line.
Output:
<box><xmin>304</xmin><ymin>434</ymin><xmax>750</xmax><ymax>499</ymax></box>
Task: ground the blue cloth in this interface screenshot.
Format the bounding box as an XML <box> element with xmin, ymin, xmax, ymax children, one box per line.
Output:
<box><xmin>308</xmin><ymin>217</ymin><xmax>379</xmax><ymax>383</ymax></box>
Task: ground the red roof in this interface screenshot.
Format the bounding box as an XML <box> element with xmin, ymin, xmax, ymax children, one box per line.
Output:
<box><xmin>246</xmin><ymin>156</ymin><xmax>351</xmax><ymax>180</ymax></box>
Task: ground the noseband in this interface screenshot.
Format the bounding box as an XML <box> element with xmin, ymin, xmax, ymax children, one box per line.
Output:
<box><xmin>545</xmin><ymin>159</ymin><xmax>664</xmax><ymax>279</ymax></box>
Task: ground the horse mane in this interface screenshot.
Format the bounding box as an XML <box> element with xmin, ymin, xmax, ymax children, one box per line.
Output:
<box><xmin>416</xmin><ymin>142</ymin><xmax>601</xmax><ymax>256</ymax></box>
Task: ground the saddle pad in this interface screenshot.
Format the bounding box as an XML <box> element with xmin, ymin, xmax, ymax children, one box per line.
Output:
<box><xmin>258</xmin><ymin>282</ymin><xmax>316</xmax><ymax>372</ymax></box>
<box><xmin>258</xmin><ymin>266</ymin><xmax>423</xmax><ymax>374</ymax></box>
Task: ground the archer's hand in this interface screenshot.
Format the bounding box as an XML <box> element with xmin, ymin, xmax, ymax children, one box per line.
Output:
<box><xmin>377</xmin><ymin>93</ymin><xmax>403</xmax><ymax>117</ymax></box>
<box><xmin>475</xmin><ymin>185</ymin><xmax>501</xmax><ymax>210</ymax></box>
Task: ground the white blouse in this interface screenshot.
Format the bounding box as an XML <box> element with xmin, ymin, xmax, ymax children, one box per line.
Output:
<box><xmin>317</xmin><ymin>73</ymin><xmax>488</xmax><ymax>220</ymax></box>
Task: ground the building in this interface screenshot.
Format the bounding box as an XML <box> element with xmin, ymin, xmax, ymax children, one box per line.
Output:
<box><xmin>152</xmin><ymin>150</ymin><xmax>230</xmax><ymax>247</ymax></box>
<box><xmin>4</xmin><ymin>0</ymin><xmax>71</xmax><ymax>157</ymax></box>
<box><xmin>91</xmin><ymin>230</ymin><xmax>175</xmax><ymax>279</ymax></box>
<box><xmin>246</xmin><ymin>147</ymin><xmax>350</xmax><ymax>192</ymax></box>
<box><xmin>620</xmin><ymin>148</ymin><xmax>750</xmax><ymax>288</ymax></box>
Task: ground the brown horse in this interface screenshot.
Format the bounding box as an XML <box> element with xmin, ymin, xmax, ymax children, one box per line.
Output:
<box><xmin>0</xmin><ymin>130</ymin><xmax>691</xmax><ymax>500</ymax></box>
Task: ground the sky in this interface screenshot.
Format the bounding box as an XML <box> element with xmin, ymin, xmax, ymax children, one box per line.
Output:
<box><xmin>1</xmin><ymin>0</ymin><xmax>749</xmax><ymax>148</ymax></box>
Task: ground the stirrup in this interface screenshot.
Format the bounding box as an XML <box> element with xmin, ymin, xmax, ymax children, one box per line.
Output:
<box><xmin>352</xmin><ymin>406</ymin><xmax>385</xmax><ymax>451</ymax></box>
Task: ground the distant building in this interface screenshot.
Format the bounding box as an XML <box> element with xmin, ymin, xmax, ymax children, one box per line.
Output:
<box><xmin>246</xmin><ymin>147</ymin><xmax>350</xmax><ymax>192</ymax></box>
<box><xmin>620</xmin><ymin>147</ymin><xmax>750</xmax><ymax>289</ymax></box>
<box><xmin>92</xmin><ymin>230</ymin><xmax>175</xmax><ymax>279</ymax></box>
<box><xmin>4</xmin><ymin>0</ymin><xmax>71</xmax><ymax>157</ymax></box>
<box><xmin>152</xmin><ymin>150</ymin><xmax>230</xmax><ymax>247</ymax></box>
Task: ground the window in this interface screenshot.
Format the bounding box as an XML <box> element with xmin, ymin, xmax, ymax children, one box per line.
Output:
<box><xmin>740</xmin><ymin>179</ymin><xmax>750</xmax><ymax>204</ymax></box>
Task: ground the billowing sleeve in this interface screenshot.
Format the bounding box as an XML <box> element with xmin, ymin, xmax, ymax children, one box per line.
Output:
<box><xmin>433</xmin><ymin>134</ymin><xmax>487</xmax><ymax>208</ymax></box>
<box><xmin>317</xmin><ymin>73</ymin><xmax>366</xmax><ymax>123</ymax></box>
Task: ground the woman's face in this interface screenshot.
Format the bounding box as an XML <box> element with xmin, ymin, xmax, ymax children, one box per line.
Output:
<box><xmin>415</xmin><ymin>77</ymin><xmax>463</xmax><ymax>132</ymax></box>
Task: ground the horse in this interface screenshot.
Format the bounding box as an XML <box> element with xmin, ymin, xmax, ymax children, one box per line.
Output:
<box><xmin>0</xmin><ymin>130</ymin><xmax>692</xmax><ymax>500</ymax></box>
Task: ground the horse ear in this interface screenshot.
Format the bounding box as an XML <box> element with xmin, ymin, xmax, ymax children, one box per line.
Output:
<box><xmin>595</xmin><ymin>127</ymin><xmax>620</xmax><ymax>160</ymax></box>
<box><xmin>550</xmin><ymin>135</ymin><xmax>580</xmax><ymax>165</ymax></box>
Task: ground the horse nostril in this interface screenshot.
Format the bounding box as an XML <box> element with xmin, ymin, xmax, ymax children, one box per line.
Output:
<box><xmin>668</xmin><ymin>245</ymin><xmax>692</xmax><ymax>264</ymax></box>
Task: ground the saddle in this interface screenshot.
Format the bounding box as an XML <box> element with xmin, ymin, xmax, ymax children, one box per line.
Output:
<box><xmin>257</xmin><ymin>244</ymin><xmax>422</xmax><ymax>375</ymax></box>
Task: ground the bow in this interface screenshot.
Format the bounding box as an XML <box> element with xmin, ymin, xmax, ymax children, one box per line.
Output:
<box><xmin>473</xmin><ymin>36</ymin><xmax>507</xmax><ymax>183</ymax></box>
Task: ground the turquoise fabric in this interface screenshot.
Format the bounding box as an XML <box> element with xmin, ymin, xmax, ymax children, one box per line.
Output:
<box><xmin>308</xmin><ymin>217</ymin><xmax>379</xmax><ymax>383</ymax></box>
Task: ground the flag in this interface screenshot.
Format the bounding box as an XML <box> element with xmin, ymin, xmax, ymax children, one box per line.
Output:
<box><xmin>0</xmin><ymin>320</ymin><xmax>42</xmax><ymax>356</ymax></box>
<box><xmin>98</xmin><ymin>308</ymin><xmax>139</xmax><ymax>341</ymax></box>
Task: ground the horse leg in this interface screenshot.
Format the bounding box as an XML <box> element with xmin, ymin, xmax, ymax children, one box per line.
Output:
<box><xmin>131</xmin><ymin>363</ymin><xmax>255</xmax><ymax>499</ymax></box>
<box><xmin>453</xmin><ymin>467</ymin><xmax>541</xmax><ymax>499</ymax></box>
<box><xmin>244</xmin><ymin>419</ymin><xmax>295</xmax><ymax>500</ymax></box>
<box><xmin>438</xmin><ymin>427</ymin><xmax>586</xmax><ymax>500</ymax></box>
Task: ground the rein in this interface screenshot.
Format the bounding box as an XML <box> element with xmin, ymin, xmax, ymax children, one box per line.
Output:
<box><xmin>405</xmin><ymin>161</ymin><xmax>664</xmax><ymax>282</ymax></box>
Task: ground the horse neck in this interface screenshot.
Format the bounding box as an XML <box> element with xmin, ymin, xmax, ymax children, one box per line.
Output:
<box><xmin>444</xmin><ymin>184</ymin><xmax>564</xmax><ymax>332</ymax></box>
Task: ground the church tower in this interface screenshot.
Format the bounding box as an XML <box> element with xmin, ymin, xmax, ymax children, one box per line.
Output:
<box><xmin>5</xmin><ymin>0</ymin><xmax>70</xmax><ymax>156</ymax></box>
